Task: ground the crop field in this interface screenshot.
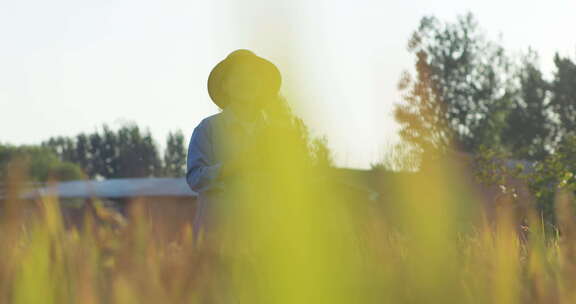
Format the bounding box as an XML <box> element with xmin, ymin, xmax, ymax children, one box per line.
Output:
<box><xmin>1</xmin><ymin>156</ymin><xmax>575</xmax><ymax>304</ymax></box>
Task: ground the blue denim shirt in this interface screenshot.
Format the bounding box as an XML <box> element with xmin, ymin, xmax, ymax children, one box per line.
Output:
<box><xmin>186</xmin><ymin>109</ymin><xmax>266</xmax><ymax>243</ymax></box>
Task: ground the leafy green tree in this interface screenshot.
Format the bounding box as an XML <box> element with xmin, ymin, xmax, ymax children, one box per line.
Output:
<box><xmin>42</xmin><ymin>136</ymin><xmax>76</xmax><ymax>163</ymax></box>
<box><xmin>163</xmin><ymin>130</ymin><xmax>187</xmax><ymax>177</ymax></box>
<box><xmin>99</xmin><ymin>125</ymin><xmax>120</xmax><ymax>178</ymax></box>
<box><xmin>550</xmin><ymin>54</ymin><xmax>576</xmax><ymax>140</ymax></box>
<box><xmin>43</xmin><ymin>124</ymin><xmax>162</xmax><ymax>179</ymax></box>
<box><xmin>270</xmin><ymin>97</ymin><xmax>335</xmax><ymax>169</ymax></box>
<box><xmin>501</xmin><ymin>51</ymin><xmax>553</xmax><ymax>160</ymax></box>
<box><xmin>0</xmin><ymin>144</ymin><xmax>83</xmax><ymax>182</ymax></box>
<box><xmin>115</xmin><ymin>124</ymin><xmax>162</xmax><ymax>178</ymax></box>
<box><xmin>373</xmin><ymin>141</ymin><xmax>420</xmax><ymax>172</ymax></box>
<box><xmin>528</xmin><ymin>134</ymin><xmax>576</xmax><ymax>226</ymax></box>
<box><xmin>395</xmin><ymin>13</ymin><xmax>516</xmax><ymax>156</ymax></box>
<box><xmin>74</xmin><ymin>134</ymin><xmax>92</xmax><ymax>176</ymax></box>
<box><xmin>88</xmin><ymin>132</ymin><xmax>104</xmax><ymax>178</ymax></box>
<box><xmin>394</xmin><ymin>51</ymin><xmax>451</xmax><ymax>157</ymax></box>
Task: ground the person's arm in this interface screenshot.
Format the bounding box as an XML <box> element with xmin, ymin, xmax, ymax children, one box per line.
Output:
<box><xmin>186</xmin><ymin>121</ymin><xmax>223</xmax><ymax>193</ymax></box>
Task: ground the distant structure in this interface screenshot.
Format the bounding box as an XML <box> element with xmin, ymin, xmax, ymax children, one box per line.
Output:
<box><xmin>2</xmin><ymin>170</ymin><xmax>378</xmax><ymax>239</ymax></box>
<box><xmin>22</xmin><ymin>177</ymin><xmax>198</xmax><ymax>200</ymax></box>
<box><xmin>0</xmin><ymin>178</ymin><xmax>198</xmax><ymax>239</ymax></box>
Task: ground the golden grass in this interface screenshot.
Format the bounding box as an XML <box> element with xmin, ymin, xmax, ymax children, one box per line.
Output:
<box><xmin>1</xmin><ymin>153</ymin><xmax>575</xmax><ymax>304</ymax></box>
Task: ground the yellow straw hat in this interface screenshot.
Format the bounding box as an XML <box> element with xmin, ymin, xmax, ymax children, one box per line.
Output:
<box><xmin>207</xmin><ymin>49</ymin><xmax>282</xmax><ymax>109</ymax></box>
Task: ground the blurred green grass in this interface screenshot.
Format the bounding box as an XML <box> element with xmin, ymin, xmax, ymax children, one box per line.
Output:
<box><xmin>1</xmin><ymin>154</ymin><xmax>575</xmax><ymax>304</ymax></box>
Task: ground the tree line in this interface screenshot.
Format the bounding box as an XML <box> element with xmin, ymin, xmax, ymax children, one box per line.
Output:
<box><xmin>394</xmin><ymin>12</ymin><xmax>576</xmax><ymax>162</ymax></box>
<box><xmin>0</xmin><ymin>124</ymin><xmax>187</xmax><ymax>182</ymax></box>
<box><xmin>2</xmin><ymin>111</ymin><xmax>333</xmax><ymax>183</ymax></box>
<box><xmin>40</xmin><ymin>124</ymin><xmax>187</xmax><ymax>180</ymax></box>
<box><xmin>391</xmin><ymin>12</ymin><xmax>576</xmax><ymax>226</ymax></box>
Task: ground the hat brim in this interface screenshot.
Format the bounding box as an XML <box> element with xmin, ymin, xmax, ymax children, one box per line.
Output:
<box><xmin>208</xmin><ymin>51</ymin><xmax>281</xmax><ymax>109</ymax></box>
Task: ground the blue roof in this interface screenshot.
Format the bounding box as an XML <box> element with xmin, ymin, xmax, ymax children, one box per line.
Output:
<box><xmin>22</xmin><ymin>177</ymin><xmax>197</xmax><ymax>199</ymax></box>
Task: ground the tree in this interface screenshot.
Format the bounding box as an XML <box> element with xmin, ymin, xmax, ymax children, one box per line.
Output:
<box><xmin>373</xmin><ymin>141</ymin><xmax>420</xmax><ymax>172</ymax></box>
<box><xmin>0</xmin><ymin>144</ymin><xmax>83</xmax><ymax>183</ymax></box>
<box><xmin>163</xmin><ymin>130</ymin><xmax>187</xmax><ymax>177</ymax></box>
<box><xmin>394</xmin><ymin>52</ymin><xmax>452</xmax><ymax>157</ymax></box>
<box><xmin>526</xmin><ymin>134</ymin><xmax>576</xmax><ymax>226</ymax></box>
<box><xmin>43</xmin><ymin>124</ymin><xmax>162</xmax><ymax>179</ymax></box>
<box><xmin>115</xmin><ymin>124</ymin><xmax>162</xmax><ymax>178</ymax></box>
<box><xmin>501</xmin><ymin>51</ymin><xmax>553</xmax><ymax>160</ymax></box>
<box><xmin>41</xmin><ymin>114</ymin><xmax>330</xmax><ymax>179</ymax></box>
<box><xmin>310</xmin><ymin>136</ymin><xmax>334</xmax><ymax>168</ymax></box>
<box><xmin>99</xmin><ymin>125</ymin><xmax>120</xmax><ymax>178</ymax></box>
<box><xmin>550</xmin><ymin>54</ymin><xmax>576</xmax><ymax>140</ymax></box>
<box><xmin>395</xmin><ymin>13</ymin><xmax>516</xmax><ymax>157</ymax></box>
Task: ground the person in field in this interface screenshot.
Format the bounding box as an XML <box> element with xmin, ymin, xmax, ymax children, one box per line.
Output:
<box><xmin>185</xmin><ymin>49</ymin><xmax>283</xmax><ymax>245</ymax></box>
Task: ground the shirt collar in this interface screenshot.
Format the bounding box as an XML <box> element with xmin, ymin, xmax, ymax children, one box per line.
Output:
<box><xmin>222</xmin><ymin>108</ymin><xmax>268</xmax><ymax>130</ymax></box>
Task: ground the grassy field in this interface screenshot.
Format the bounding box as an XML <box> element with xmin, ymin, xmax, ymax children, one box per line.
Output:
<box><xmin>1</xmin><ymin>156</ymin><xmax>575</xmax><ymax>304</ymax></box>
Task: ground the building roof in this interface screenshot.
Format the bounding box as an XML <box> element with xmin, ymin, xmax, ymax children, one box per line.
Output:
<box><xmin>5</xmin><ymin>169</ymin><xmax>377</xmax><ymax>201</ymax></box>
<box><xmin>21</xmin><ymin>177</ymin><xmax>197</xmax><ymax>199</ymax></box>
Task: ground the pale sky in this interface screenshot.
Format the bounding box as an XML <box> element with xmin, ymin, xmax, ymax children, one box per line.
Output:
<box><xmin>1</xmin><ymin>0</ymin><xmax>575</xmax><ymax>168</ymax></box>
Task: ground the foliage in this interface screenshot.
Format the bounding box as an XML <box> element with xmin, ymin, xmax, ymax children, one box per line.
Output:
<box><xmin>43</xmin><ymin>124</ymin><xmax>162</xmax><ymax>179</ymax></box>
<box><xmin>262</xmin><ymin>96</ymin><xmax>335</xmax><ymax>169</ymax></box>
<box><xmin>528</xmin><ymin>134</ymin><xmax>576</xmax><ymax>224</ymax></box>
<box><xmin>2</xmin><ymin>149</ymin><xmax>576</xmax><ymax>303</ymax></box>
<box><xmin>395</xmin><ymin>12</ymin><xmax>515</xmax><ymax>155</ymax></box>
<box><xmin>163</xmin><ymin>130</ymin><xmax>187</xmax><ymax>177</ymax></box>
<box><xmin>501</xmin><ymin>51</ymin><xmax>553</xmax><ymax>160</ymax></box>
<box><xmin>309</xmin><ymin>136</ymin><xmax>334</xmax><ymax>168</ymax></box>
<box><xmin>550</xmin><ymin>54</ymin><xmax>576</xmax><ymax>139</ymax></box>
<box><xmin>394</xmin><ymin>13</ymin><xmax>576</xmax><ymax>165</ymax></box>
<box><xmin>390</xmin><ymin>13</ymin><xmax>576</xmax><ymax>227</ymax></box>
<box><xmin>473</xmin><ymin>135</ymin><xmax>576</xmax><ymax>229</ymax></box>
<box><xmin>39</xmin><ymin>101</ymin><xmax>331</xmax><ymax>180</ymax></box>
<box><xmin>372</xmin><ymin>141</ymin><xmax>420</xmax><ymax>172</ymax></box>
<box><xmin>0</xmin><ymin>144</ymin><xmax>83</xmax><ymax>183</ymax></box>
